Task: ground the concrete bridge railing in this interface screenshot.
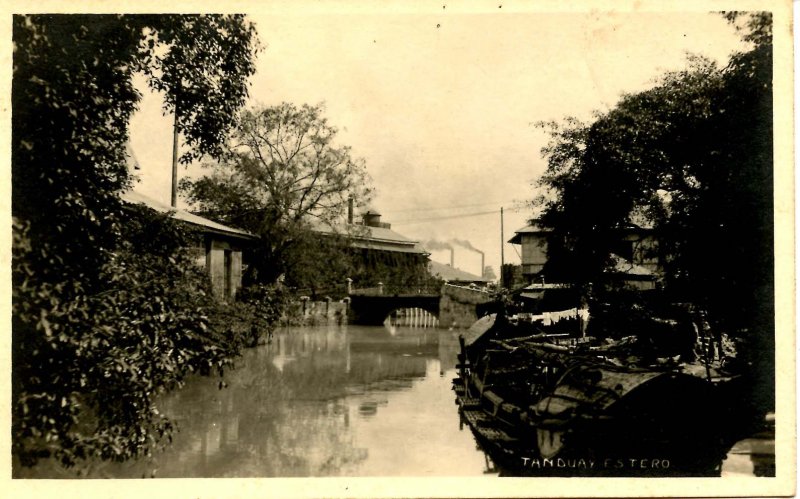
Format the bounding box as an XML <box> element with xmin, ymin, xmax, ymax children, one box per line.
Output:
<box><xmin>350</xmin><ymin>284</ymin><xmax>443</xmax><ymax>297</ymax></box>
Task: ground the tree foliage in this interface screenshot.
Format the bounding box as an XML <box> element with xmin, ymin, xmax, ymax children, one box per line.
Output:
<box><xmin>12</xmin><ymin>14</ymin><xmax>258</xmax><ymax>467</ymax></box>
<box><xmin>534</xmin><ymin>13</ymin><xmax>773</xmax><ymax>407</ymax></box>
<box><xmin>535</xmin><ymin>55</ymin><xmax>729</xmax><ymax>288</ymax></box>
<box><xmin>14</xmin><ymin>208</ymin><xmax>236</xmax><ymax>467</ymax></box>
<box><xmin>535</xmin><ymin>13</ymin><xmax>771</xmax><ymax>319</ymax></box>
<box><xmin>281</xmin><ymin>229</ymin><xmax>358</xmax><ymax>298</ymax></box>
<box><xmin>181</xmin><ymin>102</ymin><xmax>373</xmax><ymax>286</ymax></box>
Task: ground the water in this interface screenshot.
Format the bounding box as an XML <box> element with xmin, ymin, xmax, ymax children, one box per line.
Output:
<box><xmin>16</xmin><ymin>321</ymin><xmax>773</xmax><ymax>478</ymax></box>
<box><xmin>19</xmin><ymin>323</ymin><xmax>493</xmax><ymax>478</ymax></box>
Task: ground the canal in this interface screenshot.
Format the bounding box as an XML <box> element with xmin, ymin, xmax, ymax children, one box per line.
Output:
<box><xmin>20</xmin><ymin>322</ymin><xmax>493</xmax><ymax>478</ymax></box>
<box><xmin>17</xmin><ymin>320</ymin><xmax>772</xmax><ymax>479</ymax></box>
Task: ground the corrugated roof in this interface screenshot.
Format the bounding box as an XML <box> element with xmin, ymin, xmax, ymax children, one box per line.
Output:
<box><xmin>353</xmin><ymin>240</ymin><xmax>429</xmax><ymax>254</ymax></box>
<box><xmin>313</xmin><ymin>222</ymin><xmax>428</xmax><ymax>255</ymax></box>
<box><xmin>359</xmin><ymin>225</ymin><xmax>415</xmax><ymax>244</ymax></box>
<box><xmin>428</xmin><ymin>260</ymin><xmax>490</xmax><ymax>283</ymax></box>
<box><xmin>120</xmin><ymin>190</ymin><xmax>257</xmax><ymax>240</ymax></box>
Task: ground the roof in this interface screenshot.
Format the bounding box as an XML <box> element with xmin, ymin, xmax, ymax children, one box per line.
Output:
<box><xmin>508</xmin><ymin>220</ymin><xmax>654</xmax><ymax>244</ymax></box>
<box><xmin>313</xmin><ymin>223</ymin><xmax>429</xmax><ymax>255</ymax></box>
<box><xmin>428</xmin><ymin>260</ymin><xmax>490</xmax><ymax>283</ymax></box>
<box><xmin>514</xmin><ymin>223</ymin><xmax>550</xmax><ymax>234</ymax></box>
<box><xmin>120</xmin><ymin>190</ymin><xmax>257</xmax><ymax>240</ymax></box>
<box><xmin>508</xmin><ymin>222</ymin><xmax>550</xmax><ymax>244</ymax></box>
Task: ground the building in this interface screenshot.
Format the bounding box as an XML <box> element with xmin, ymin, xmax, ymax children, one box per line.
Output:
<box><xmin>121</xmin><ymin>190</ymin><xmax>257</xmax><ymax>301</ymax></box>
<box><xmin>313</xmin><ymin>207</ymin><xmax>432</xmax><ymax>292</ymax></box>
<box><xmin>428</xmin><ymin>260</ymin><xmax>491</xmax><ymax>287</ymax></box>
<box><xmin>509</xmin><ymin>221</ymin><xmax>659</xmax><ymax>290</ymax></box>
<box><xmin>315</xmin><ymin>209</ymin><xmax>429</xmax><ymax>258</ymax></box>
<box><xmin>508</xmin><ymin>222</ymin><xmax>551</xmax><ymax>278</ymax></box>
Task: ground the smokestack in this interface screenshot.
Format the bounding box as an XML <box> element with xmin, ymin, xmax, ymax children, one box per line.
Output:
<box><xmin>450</xmin><ymin>247</ymin><xmax>454</xmax><ymax>267</ymax></box>
<box><xmin>451</xmin><ymin>239</ymin><xmax>485</xmax><ymax>276</ymax></box>
<box><xmin>347</xmin><ymin>197</ymin><xmax>354</xmax><ymax>224</ymax></box>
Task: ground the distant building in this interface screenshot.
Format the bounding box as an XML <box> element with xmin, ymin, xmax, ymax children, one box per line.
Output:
<box><xmin>509</xmin><ymin>221</ymin><xmax>659</xmax><ymax>290</ymax></box>
<box><xmin>508</xmin><ymin>222</ymin><xmax>551</xmax><ymax>278</ymax></box>
<box><xmin>121</xmin><ymin>190</ymin><xmax>257</xmax><ymax>301</ymax></box>
<box><xmin>315</xmin><ymin>209</ymin><xmax>429</xmax><ymax>258</ymax></box>
<box><xmin>313</xmin><ymin>206</ymin><xmax>431</xmax><ymax>292</ymax></box>
<box><xmin>428</xmin><ymin>260</ymin><xmax>491</xmax><ymax>287</ymax></box>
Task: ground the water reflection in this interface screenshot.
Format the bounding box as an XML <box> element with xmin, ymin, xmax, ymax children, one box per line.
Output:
<box><xmin>19</xmin><ymin>324</ymin><xmax>488</xmax><ymax>478</ymax></box>
<box><xmin>385</xmin><ymin>307</ymin><xmax>440</xmax><ymax>331</ymax></box>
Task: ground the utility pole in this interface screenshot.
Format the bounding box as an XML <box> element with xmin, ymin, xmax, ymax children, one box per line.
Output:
<box><xmin>500</xmin><ymin>206</ymin><xmax>505</xmax><ymax>288</ymax></box>
<box><xmin>170</xmin><ymin>108</ymin><xmax>179</xmax><ymax>208</ymax></box>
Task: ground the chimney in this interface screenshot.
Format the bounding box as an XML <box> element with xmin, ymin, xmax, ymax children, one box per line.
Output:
<box><xmin>347</xmin><ymin>197</ymin><xmax>354</xmax><ymax>224</ymax></box>
<box><xmin>363</xmin><ymin>210</ymin><xmax>382</xmax><ymax>228</ymax></box>
<box><xmin>476</xmin><ymin>250</ymin><xmax>484</xmax><ymax>277</ymax></box>
<box><xmin>450</xmin><ymin>247</ymin><xmax>454</xmax><ymax>267</ymax></box>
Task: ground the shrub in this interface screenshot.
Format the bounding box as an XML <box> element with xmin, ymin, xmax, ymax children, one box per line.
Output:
<box><xmin>13</xmin><ymin>206</ymin><xmax>236</xmax><ymax>468</ymax></box>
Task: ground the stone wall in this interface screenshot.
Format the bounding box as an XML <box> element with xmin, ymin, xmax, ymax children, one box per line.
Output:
<box><xmin>284</xmin><ymin>285</ymin><xmax>492</xmax><ymax>329</ymax></box>
<box><xmin>438</xmin><ymin>284</ymin><xmax>493</xmax><ymax>329</ymax></box>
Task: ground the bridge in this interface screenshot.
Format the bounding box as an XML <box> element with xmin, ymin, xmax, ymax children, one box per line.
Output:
<box><xmin>347</xmin><ymin>283</ymin><xmax>494</xmax><ymax>327</ymax></box>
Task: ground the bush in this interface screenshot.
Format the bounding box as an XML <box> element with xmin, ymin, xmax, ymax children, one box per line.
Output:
<box><xmin>235</xmin><ymin>283</ymin><xmax>290</xmax><ymax>346</ymax></box>
<box><xmin>12</xmin><ymin>206</ymin><xmax>236</xmax><ymax>468</ymax></box>
<box><xmin>12</xmin><ymin>14</ymin><xmax>258</xmax><ymax>469</ymax></box>
<box><xmin>201</xmin><ymin>284</ymin><xmax>289</xmax><ymax>351</ymax></box>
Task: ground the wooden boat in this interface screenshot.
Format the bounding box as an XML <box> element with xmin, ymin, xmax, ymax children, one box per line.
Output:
<box><xmin>453</xmin><ymin>313</ymin><xmax>738</xmax><ymax>476</ymax></box>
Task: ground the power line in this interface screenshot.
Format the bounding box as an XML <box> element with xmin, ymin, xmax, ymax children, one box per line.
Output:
<box><xmin>392</xmin><ymin>209</ymin><xmax>500</xmax><ymax>225</ymax></box>
<box><xmin>393</xmin><ymin>204</ymin><xmax>528</xmax><ymax>225</ymax></box>
<box><xmin>388</xmin><ymin>199</ymin><xmax>519</xmax><ymax>214</ymax></box>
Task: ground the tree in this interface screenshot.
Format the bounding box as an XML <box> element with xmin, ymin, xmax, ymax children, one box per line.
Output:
<box><xmin>534</xmin><ymin>13</ymin><xmax>773</xmax><ymax>410</ymax></box>
<box><xmin>282</xmin><ymin>229</ymin><xmax>357</xmax><ymax>298</ymax></box>
<box><xmin>12</xmin><ymin>14</ymin><xmax>258</xmax><ymax>467</ymax></box>
<box><xmin>535</xmin><ymin>55</ymin><xmax>727</xmax><ymax>288</ymax></box>
<box><xmin>500</xmin><ymin>264</ymin><xmax>524</xmax><ymax>290</ymax></box>
<box><xmin>181</xmin><ymin>102</ymin><xmax>373</xmax><ymax>286</ymax></box>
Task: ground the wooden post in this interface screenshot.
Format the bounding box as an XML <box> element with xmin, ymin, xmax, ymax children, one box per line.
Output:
<box><xmin>458</xmin><ymin>335</ymin><xmax>467</xmax><ymax>383</ymax></box>
<box><xmin>171</xmin><ymin>102</ymin><xmax>179</xmax><ymax>208</ymax></box>
<box><xmin>500</xmin><ymin>207</ymin><xmax>505</xmax><ymax>288</ymax></box>
<box><xmin>301</xmin><ymin>296</ymin><xmax>309</xmax><ymax>315</ymax></box>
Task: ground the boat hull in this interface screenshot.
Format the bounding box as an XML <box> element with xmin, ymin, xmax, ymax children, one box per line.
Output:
<box><xmin>453</xmin><ymin>322</ymin><xmax>737</xmax><ymax>476</ymax></box>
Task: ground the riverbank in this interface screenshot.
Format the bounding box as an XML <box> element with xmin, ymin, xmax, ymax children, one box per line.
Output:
<box><xmin>280</xmin><ymin>298</ymin><xmax>348</xmax><ymax>327</ymax></box>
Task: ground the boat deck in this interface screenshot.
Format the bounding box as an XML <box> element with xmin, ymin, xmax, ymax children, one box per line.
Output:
<box><xmin>454</xmin><ymin>377</ymin><xmax>519</xmax><ymax>445</ymax></box>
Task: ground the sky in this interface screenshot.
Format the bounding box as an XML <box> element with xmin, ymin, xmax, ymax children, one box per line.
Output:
<box><xmin>128</xmin><ymin>7</ymin><xmax>746</xmax><ymax>278</ymax></box>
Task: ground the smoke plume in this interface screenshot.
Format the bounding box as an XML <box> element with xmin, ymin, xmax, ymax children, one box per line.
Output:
<box><xmin>451</xmin><ymin>238</ymin><xmax>480</xmax><ymax>253</ymax></box>
<box><xmin>424</xmin><ymin>240</ymin><xmax>453</xmax><ymax>251</ymax></box>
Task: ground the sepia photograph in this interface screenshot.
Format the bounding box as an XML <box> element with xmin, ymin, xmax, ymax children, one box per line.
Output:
<box><xmin>5</xmin><ymin>1</ymin><xmax>795</xmax><ymax>497</ymax></box>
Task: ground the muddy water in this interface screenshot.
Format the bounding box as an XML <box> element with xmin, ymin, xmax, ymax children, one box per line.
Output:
<box><xmin>20</xmin><ymin>324</ymin><xmax>494</xmax><ymax>478</ymax></box>
<box><xmin>17</xmin><ymin>322</ymin><xmax>772</xmax><ymax>478</ymax></box>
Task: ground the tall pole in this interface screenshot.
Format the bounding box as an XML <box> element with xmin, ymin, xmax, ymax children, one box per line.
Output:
<box><xmin>170</xmin><ymin>108</ymin><xmax>179</xmax><ymax>208</ymax></box>
<box><xmin>500</xmin><ymin>206</ymin><xmax>505</xmax><ymax>288</ymax></box>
